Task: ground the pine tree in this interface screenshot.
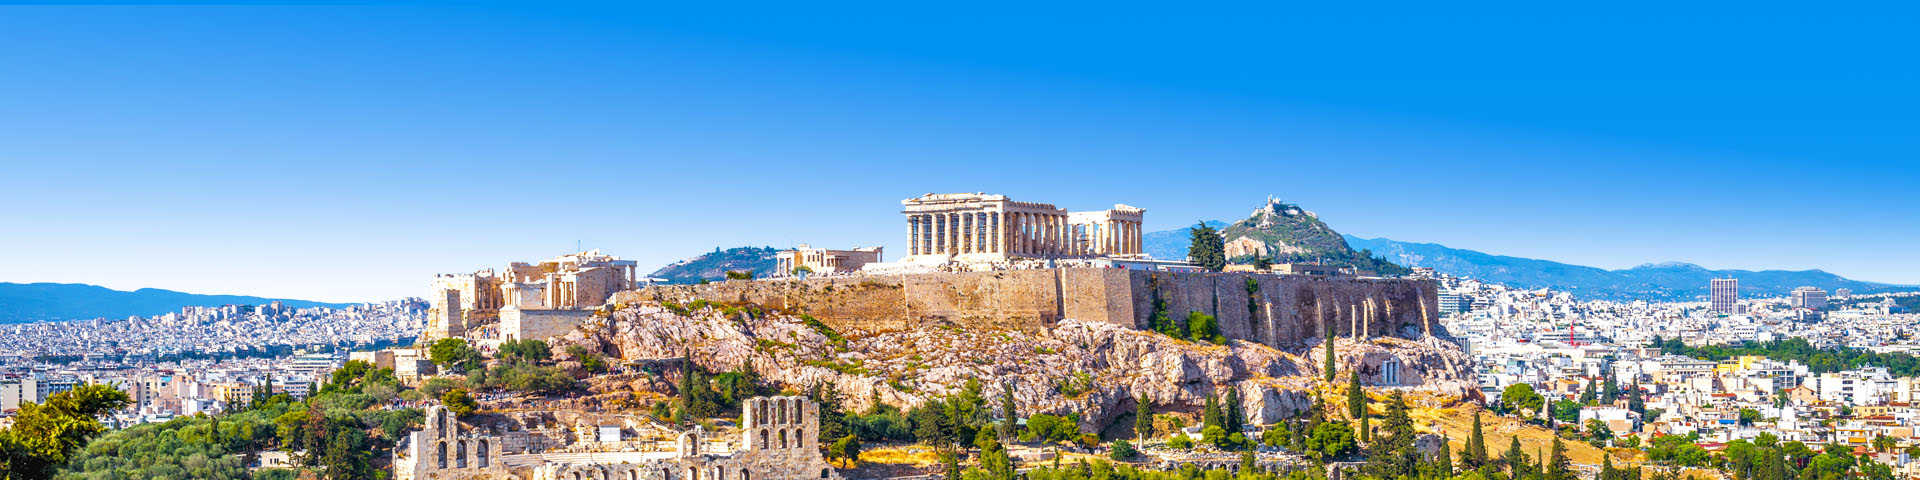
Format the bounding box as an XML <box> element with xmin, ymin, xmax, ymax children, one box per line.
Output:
<box><xmin>1365</xmin><ymin>391</ymin><xmax>1418</xmax><ymax>479</ymax></box>
<box><xmin>1324</xmin><ymin>335</ymin><xmax>1338</xmax><ymax>383</ymax></box>
<box><xmin>1133</xmin><ymin>394</ymin><xmax>1154</xmax><ymax>443</ymax></box>
<box><xmin>1579</xmin><ymin>378</ymin><xmax>1597</xmax><ymax>405</ymax></box>
<box><xmin>1188</xmin><ymin>221</ymin><xmax>1226</xmax><ymax>272</ymax></box>
<box><xmin>1347</xmin><ymin>372</ymin><xmax>1366</xmax><ymax>420</ymax></box>
<box><xmin>976</xmin><ymin>428</ymin><xmax>1014</xmax><ymax>480</ymax></box>
<box><xmin>1504</xmin><ymin>437</ymin><xmax>1528</xmax><ymax>477</ymax></box>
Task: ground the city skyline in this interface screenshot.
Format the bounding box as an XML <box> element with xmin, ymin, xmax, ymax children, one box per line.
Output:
<box><xmin>4</xmin><ymin>2</ymin><xmax>1918</xmax><ymax>302</ymax></box>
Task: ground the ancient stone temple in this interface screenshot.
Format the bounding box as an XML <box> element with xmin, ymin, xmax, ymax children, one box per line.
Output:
<box><xmin>395</xmin><ymin>397</ymin><xmax>841</xmax><ymax>480</ymax></box>
<box><xmin>899</xmin><ymin>192</ymin><xmax>1145</xmax><ymax>261</ymax></box>
<box><xmin>395</xmin><ymin>405</ymin><xmax>515</xmax><ymax>480</ymax></box>
<box><xmin>426</xmin><ymin>250</ymin><xmax>640</xmax><ymax>341</ymax></box>
<box><xmin>771</xmin><ymin>244</ymin><xmax>883</xmax><ymax>277</ymax></box>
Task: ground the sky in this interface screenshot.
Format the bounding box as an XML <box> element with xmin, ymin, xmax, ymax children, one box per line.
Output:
<box><xmin>2</xmin><ymin>2</ymin><xmax>1916</xmax><ymax>303</ymax></box>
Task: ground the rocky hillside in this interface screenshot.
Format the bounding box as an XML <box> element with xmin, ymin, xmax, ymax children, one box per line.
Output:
<box><xmin>549</xmin><ymin>300</ymin><xmax>1476</xmax><ymax>433</ymax></box>
<box><xmin>647</xmin><ymin>246</ymin><xmax>781</xmax><ymax>284</ymax></box>
<box><xmin>1214</xmin><ymin>199</ymin><xmax>1410</xmax><ymax>275</ymax></box>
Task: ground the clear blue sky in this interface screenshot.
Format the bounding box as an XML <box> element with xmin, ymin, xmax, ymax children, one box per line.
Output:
<box><xmin>3</xmin><ymin>2</ymin><xmax>1916</xmax><ymax>302</ymax></box>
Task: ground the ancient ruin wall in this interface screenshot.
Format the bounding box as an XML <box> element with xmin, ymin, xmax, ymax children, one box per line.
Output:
<box><xmin>618</xmin><ymin>268</ymin><xmax>1438</xmax><ymax>347</ymax></box>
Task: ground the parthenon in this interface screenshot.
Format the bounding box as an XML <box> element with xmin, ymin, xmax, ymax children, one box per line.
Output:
<box><xmin>900</xmin><ymin>193</ymin><xmax>1145</xmax><ymax>261</ymax></box>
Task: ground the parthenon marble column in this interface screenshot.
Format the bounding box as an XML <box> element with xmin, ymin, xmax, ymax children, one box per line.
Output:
<box><xmin>1013</xmin><ymin>213</ymin><xmax>1024</xmax><ymax>254</ymax></box>
<box><xmin>953</xmin><ymin>213</ymin><xmax>963</xmax><ymax>254</ymax></box>
<box><xmin>964</xmin><ymin>213</ymin><xmax>974</xmax><ymax>253</ymax></box>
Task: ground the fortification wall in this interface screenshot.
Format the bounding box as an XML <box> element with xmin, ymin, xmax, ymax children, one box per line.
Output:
<box><xmin>499</xmin><ymin>307</ymin><xmax>595</xmax><ymax>342</ymax></box>
<box><xmin>618</xmin><ymin>268</ymin><xmax>1438</xmax><ymax>348</ymax></box>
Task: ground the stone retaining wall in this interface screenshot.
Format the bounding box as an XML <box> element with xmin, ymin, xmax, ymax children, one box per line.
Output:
<box><xmin>618</xmin><ymin>268</ymin><xmax>1439</xmax><ymax>348</ymax></box>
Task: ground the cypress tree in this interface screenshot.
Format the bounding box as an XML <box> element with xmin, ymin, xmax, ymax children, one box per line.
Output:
<box><xmin>1133</xmin><ymin>394</ymin><xmax>1153</xmax><ymax>442</ymax></box>
<box><xmin>1766</xmin><ymin>445</ymin><xmax>1781</xmax><ymax>480</ymax></box>
<box><xmin>1203</xmin><ymin>392</ymin><xmax>1223</xmax><ymax>431</ymax></box>
<box><xmin>1225</xmin><ymin>386</ymin><xmax>1244</xmax><ymax>433</ymax></box>
<box><xmin>1347</xmin><ymin>372</ymin><xmax>1366</xmax><ymax>420</ymax></box>
<box><xmin>1361</xmin><ymin>413</ymin><xmax>1371</xmax><ymax>443</ymax></box>
<box><xmin>1324</xmin><ymin>334</ymin><xmax>1338</xmax><ymax>383</ymax></box>
<box><xmin>997</xmin><ymin>381</ymin><xmax>1018</xmax><ymax>442</ymax></box>
<box><xmin>1628</xmin><ymin>383</ymin><xmax>1646</xmax><ymax>414</ymax></box>
<box><xmin>1468</xmin><ymin>410</ymin><xmax>1489</xmax><ymax>468</ymax></box>
<box><xmin>1603</xmin><ymin>374</ymin><xmax>1620</xmax><ymax>403</ymax></box>
<box><xmin>1437</xmin><ymin>435</ymin><xmax>1456</xmax><ymax>479</ymax></box>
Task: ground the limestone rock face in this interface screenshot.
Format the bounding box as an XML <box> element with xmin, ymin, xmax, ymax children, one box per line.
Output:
<box><xmin>552</xmin><ymin>302</ymin><xmax>1476</xmax><ymax>433</ymax></box>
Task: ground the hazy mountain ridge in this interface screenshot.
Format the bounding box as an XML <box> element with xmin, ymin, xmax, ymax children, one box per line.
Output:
<box><xmin>646</xmin><ymin>246</ymin><xmax>780</xmax><ymax>284</ymax></box>
<box><xmin>1142</xmin><ymin>220</ymin><xmax>1228</xmax><ymax>262</ymax></box>
<box><xmin>1343</xmin><ymin>235</ymin><xmax>1910</xmax><ymax>300</ymax></box>
<box><xmin>1147</xmin><ymin>223</ymin><xmax>1907</xmax><ymax>300</ymax></box>
<box><xmin>0</xmin><ymin>282</ymin><xmax>352</xmax><ymax>324</ymax></box>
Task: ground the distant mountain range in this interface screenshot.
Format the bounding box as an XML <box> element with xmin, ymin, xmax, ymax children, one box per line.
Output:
<box><xmin>1341</xmin><ymin>236</ymin><xmax>1911</xmax><ymax>300</ymax></box>
<box><xmin>647</xmin><ymin>246</ymin><xmax>781</xmax><ymax>284</ymax></box>
<box><xmin>0</xmin><ymin>282</ymin><xmax>352</xmax><ymax>324</ymax></box>
<box><xmin>1144</xmin><ymin>222</ymin><xmax>1909</xmax><ymax>300</ymax></box>
<box><xmin>1142</xmin><ymin>220</ymin><xmax>1227</xmax><ymax>262</ymax></box>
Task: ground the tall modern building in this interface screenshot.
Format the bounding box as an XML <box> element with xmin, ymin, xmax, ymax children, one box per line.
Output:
<box><xmin>1791</xmin><ymin>286</ymin><xmax>1830</xmax><ymax>310</ymax></box>
<box><xmin>1438</xmin><ymin>292</ymin><xmax>1473</xmax><ymax>314</ymax></box>
<box><xmin>1710</xmin><ymin>278</ymin><xmax>1739</xmax><ymax>313</ymax></box>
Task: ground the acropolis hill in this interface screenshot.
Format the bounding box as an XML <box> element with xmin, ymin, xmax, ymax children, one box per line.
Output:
<box><xmin>426</xmin><ymin>193</ymin><xmax>1442</xmax><ymax>351</ymax></box>
<box><xmin>380</xmin><ymin>193</ymin><xmax>1475</xmax><ymax>476</ymax></box>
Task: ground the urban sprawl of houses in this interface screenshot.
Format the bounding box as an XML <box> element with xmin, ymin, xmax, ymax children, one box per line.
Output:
<box><xmin>1438</xmin><ymin>269</ymin><xmax>1920</xmax><ymax>471</ymax></box>
<box><xmin>0</xmin><ymin>299</ymin><xmax>425</xmax><ymax>427</ymax></box>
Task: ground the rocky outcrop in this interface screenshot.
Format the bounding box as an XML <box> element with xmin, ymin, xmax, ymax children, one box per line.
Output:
<box><xmin>550</xmin><ymin>301</ymin><xmax>1476</xmax><ymax>435</ymax></box>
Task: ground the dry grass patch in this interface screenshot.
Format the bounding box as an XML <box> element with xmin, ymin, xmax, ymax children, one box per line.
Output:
<box><xmin>858</xmin><ymin>447</ymin><xmax>943</xmax><ymax>466</ymax></box>
<box><xmin>1411</xmin><ymin>404</ymin><xmax>1643</xmax><ymax>468</ymax></box>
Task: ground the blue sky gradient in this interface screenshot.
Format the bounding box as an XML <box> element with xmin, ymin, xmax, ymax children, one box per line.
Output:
<box><xmin>2</xmin><ymin>2</ymin><xmax>1915</xmax><ymax>302</ymax></box>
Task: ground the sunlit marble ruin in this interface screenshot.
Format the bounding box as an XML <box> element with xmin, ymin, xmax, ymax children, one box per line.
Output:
<box><xmin>396</xmin><ymin>396</ymin><xmax>841</xmax><ymax>480</ymax></box>
<box><xmin>426</xmin><ymin>250</ymin><xmax>640</xmax><ymax>341</ymax></box>
<box><xmin>771</xmin><ymin>244</ymin><xmax>883</xmax><ymax>277</ymax></box>
<box><xmin>898</xmin><ymin>192</ymin><xmax>1145</xmax><ymax>262</ymax></box>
